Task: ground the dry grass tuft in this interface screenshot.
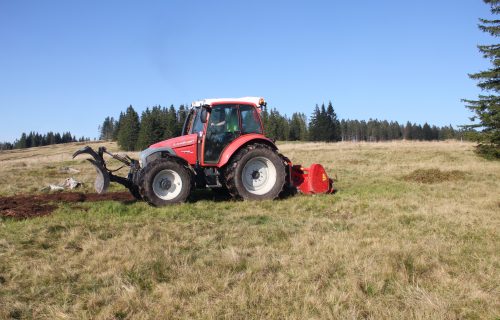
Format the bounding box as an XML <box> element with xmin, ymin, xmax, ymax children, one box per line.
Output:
<box><xmin>403</xmin><ymin>168</ymin><xmax>467</xmax><ymax>184</ymax></box>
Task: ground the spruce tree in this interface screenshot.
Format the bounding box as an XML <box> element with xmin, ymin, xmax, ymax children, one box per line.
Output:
<box><xmin>423</xmin><ymin>123</ymin><xmax>433</xmax><ymax>141</ymax></box>
<box><xmin>463</xmin><ymin>0</ymin><xmax>500</xmax><ymax>158</ymax></box>
<box><xmin>113</xmin><ymin>112</ymin><xmax>124</xmax><ymax>141</ymax></box>
<box><xmin>136</xmin><ymin>108</ymin><xmax>154</xmax><ymax>150</ymax></box>
<box><xmin>266</xmin><ymin>108</ymin><xmax>281</xmax><ymax>140</ymax></box>
<box><xmin>279</xmin><ymin>113</ymin><xmax>290</xmax><ymax>140</ymax></box>
<box><xmin>117</xmin><ymin>105</ymin><xmax>140</xmax><ymax>151</ymax></box>
<box><xmin>289</xmin><ymin>112</ymin><xmax>308</xmax><ymax>141</ymax></box>
<box><xmin>17</xmin><ymin>133</ymin><xmax>27</xmax><ymax>148</ymax></box>
<box><xmin>99</xmin><ymin>116</ymin><xmax>116</xmax><ymax>140</ymax></box>
<box><xmin>318</xmin><ymin>104</ymin><xmax>328</xmax><ymax>141</ymax></box>
<box><xmin>136</xmin><ymin>106</ymin><xmax>168</xmax><ymax>150</ymax></box>
<box><xmin>0</xmin><ymin>142</ymin><xmax>13</xmax><ymax>150</ymax></box>
<box><xmin>326</xmin><ymin>101</ymin><xmax>341</xmax><ymax>141</ymax></box>
<box><xmin>309</xmin><ymin>105</ymin><xmax>321</xmax><ymax>141</ymax></box>
<box><xmin>260</xmin><ymin>105</ymin><xmax>270</xmax><ymax>134</ymax></box>
<box><xmin>165</xmin><ymin>105</ymin><xmax>177</xmax><ymax>139</ymax></box>
<box><xmin>404</xmin><ymin>121</ymin><xmax>412</xmax><ymax>140</ymax></box>
<box><xmin>46</xmin><ymin>132</ymin><xmax>53</xmax><ymax>145</ymax></box>
<box><xmin>298</xmin><ymin>113</ymin><xmax>308</xmax><ymax>141</ymax></box>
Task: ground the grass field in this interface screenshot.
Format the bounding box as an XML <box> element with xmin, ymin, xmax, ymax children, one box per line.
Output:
<box><xmin>0</xmin><ymin>141</ymin><xmax>499</xmax><ymax>319</ymax></box>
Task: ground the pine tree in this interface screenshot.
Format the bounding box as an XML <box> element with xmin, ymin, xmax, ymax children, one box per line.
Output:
<box><xmin>326</xmin><ymin>101</ymin><xmax>341</xmax><ymax>141</ymax></box>
<box><xmin>289</xmin><ymin>112</ymin><xmax>308</xmax><ymax>141</ymax></box>
<box><xmin>308</xmin><ymin>105</ymin><xmax>321</xmax><ymax>141</ymax></box>
<box><xmin>136</xmin><ymin>106</ymin><xmax>169</xmax><ymax>150</ymax></box>
<box><xmin>17</xmin><ymin>133</ymin><xmax>27</xmax><ymax>148</ymax></box>
<box><xmin>279</xmin><ymin>113</ymin><xmax>290</xmax><ymax>140</ymax></box>
<box><xmin>136</xmin><ymin>108</ymin><xmax>154</xmax><ymax>150</ymax></box>
<box><xmin>403</xmin><ymin>121</ymin><xmax>412</xmax><ymax>140</ymax></box>
<box><xmin>441</xmin><ymin>125</ymin><xmax>456</xmax><ymax>140</ymax></box>
<box><xmin>155</xmin><ymin>105</ymin><xmax>169</xmax><ymax>140</ymax></box>
<box><xmin>117</xmin><ymin>105</ymin><xmax>140</xmax><ymax>151</ymax></box>
<box><xmin>99</xmin><ymin>116</ymin><xmax>116</xmax><ymax>140</ymax></box>
<box><xmin>463</xmin><ymin>0</ymin><xmax>500</xmax><ymax>158</ymax></box>
<box><xmin>0</xmin><ymin>142</ymin><xmax>13</xmax><ymax>150</ymax></box>
<box><xmin>266</xmin><ymin>108</ymin><xmax>281</xmax><ymax>140</ymax></box>
<box><xmin>423</xmin><ymin>123</ymin><xmax>433</xmax><ymax>141</ymax></box>
<box><xmin>165</xmin><ymin>105</ymin><xmax>177</xmax><ymax>139</ymax></box>
<box><xmin>318</xmin><ymin>104</ymin><xmax>328</xmax><ymax>141</ymax></box>
<box><xmin>298</xmin><ymin>113</ymin><xmax>308</xmax><ymax>141</ymax></box>
<box><xmin>260</xmin><ymin>105</ymin><xmax>270</xmax><ymax>134</ymax></box>
<box><xmin>113</xmin><ymin>112</ymin><xmax>124</xmax><ymax>141</ymax></box>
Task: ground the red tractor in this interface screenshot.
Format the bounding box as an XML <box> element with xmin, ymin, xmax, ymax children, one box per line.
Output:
<box><xmin>74</xmin><ymin>97</ymin><xmax>334</xmax><ymax>206</ymax></box>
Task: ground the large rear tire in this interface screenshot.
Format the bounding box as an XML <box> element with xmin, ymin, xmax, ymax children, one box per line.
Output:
<box><xmin>224</xmin><ymin>144</ymin><xmax>286</xmax><ymax>200</ymax></box>
<box><xmin>141</xmin><ymin>159</ymin><xmax>192</xmax><ymax>206</ymax></box>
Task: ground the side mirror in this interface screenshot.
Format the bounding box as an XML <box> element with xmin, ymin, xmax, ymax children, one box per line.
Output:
<box><xmin>200</xmin><ymin>107</ymin><xmax>208</xmax><ymax>123</ymax></box>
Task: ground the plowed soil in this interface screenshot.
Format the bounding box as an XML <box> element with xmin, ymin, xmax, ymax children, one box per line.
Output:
<box><xmin>0</xmin><ymin>192</ymin><xmax>135</xmax><ymax>219</ymax></box>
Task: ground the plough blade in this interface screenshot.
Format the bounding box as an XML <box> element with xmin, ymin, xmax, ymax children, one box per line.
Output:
<box><xmin>73</xmin><ymin>146</ymin><xmax>110</xmax><ymax>194</ymax></box>
<box><xmin>87</xmin><ymin>159</ymin><xmax>110</xmax><ymax>194</ymax></box>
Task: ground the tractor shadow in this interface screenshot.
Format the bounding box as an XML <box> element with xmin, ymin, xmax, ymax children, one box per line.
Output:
<box><xmin>188</xmin><ymin>188</ymin><xmax>234</xmax><ymax>203</ymax></box>
<box><xmin>187</xmin><ymin>186</ymin><xmax>298</xmax><ymax>203</ymax></box>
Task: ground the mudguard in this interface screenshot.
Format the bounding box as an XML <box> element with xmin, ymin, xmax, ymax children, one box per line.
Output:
<box><xmin>216</xmin><ymin>135</ymin><xmax>277</xmax><ymax>167</ymax></box>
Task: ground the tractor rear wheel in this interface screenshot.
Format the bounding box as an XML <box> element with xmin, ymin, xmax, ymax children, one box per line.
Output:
<box><xmin>224</xmin><ymin>144</ymin><xmax>286</xmax><ymax>200</ymax></box>
<box><xmin>141</xmin><ymin>159</ymin><xmax>192</xmax><ymax>206</ymax></box>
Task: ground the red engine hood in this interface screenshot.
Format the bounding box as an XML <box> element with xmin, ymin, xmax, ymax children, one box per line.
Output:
<box><xmin>149</xmin><ymin>134</ymin><xmax>197</xmax><ymax>150</ymax></box>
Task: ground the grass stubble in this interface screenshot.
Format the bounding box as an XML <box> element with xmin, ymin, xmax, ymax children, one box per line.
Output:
<box><xmin>0</xmin><ymin>140</ymin><xmax>499</xmax><ymax>319</ymax></box>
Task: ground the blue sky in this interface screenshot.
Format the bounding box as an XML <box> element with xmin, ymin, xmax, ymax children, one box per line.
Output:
<box><xmin>0</xmin><ymin>1</ymin><xmax>494</xmax><ymax>142</ymax></box>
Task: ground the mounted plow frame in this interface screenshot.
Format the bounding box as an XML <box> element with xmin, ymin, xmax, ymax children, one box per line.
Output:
<box><xmin>73</xmin><ymin>146</ymin><xmax>141</xmax><ymax>198</ymax></box>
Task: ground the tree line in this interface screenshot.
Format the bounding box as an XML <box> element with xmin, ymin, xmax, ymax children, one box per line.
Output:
<box><xmin>101</xmin><ymin>102</ymin><xmax>468</xmax><ymax>152</ymax></box>
<box><xmin>0</xmin><ymin>131</ymin><xmax>90</xmax><ymax>151</ymax></box>
<box><xmin>261</xmin><ymin>102</ymin><xmax>465</xmax><ymax>142</ymax></box>
<box><xmin>99</xmin><ymin>105</ymin><xmax>189</xmax><ymax>151</ymax></box>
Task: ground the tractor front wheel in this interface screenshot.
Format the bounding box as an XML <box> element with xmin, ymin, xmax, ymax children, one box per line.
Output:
<box><xmin>141</xmin><ymin>159</ymin><xmax>192</xmax><ymax>206</ymax></box>
<box><xmin>224</xmin><ymin>144</ymin><xmax>286</xmax><ymax>200</ymax></box>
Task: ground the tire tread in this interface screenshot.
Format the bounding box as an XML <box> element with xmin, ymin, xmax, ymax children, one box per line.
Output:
<box><xmin>223</xmin><ymin>144</ymin><xmax>286</xmax><ymax>200</ymax></box>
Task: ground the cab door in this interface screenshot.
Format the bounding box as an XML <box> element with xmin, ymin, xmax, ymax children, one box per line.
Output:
<box><xmin>203</xmin><ymin>105</ymin><xmax>241</xmax><ymax>164</ymax></box>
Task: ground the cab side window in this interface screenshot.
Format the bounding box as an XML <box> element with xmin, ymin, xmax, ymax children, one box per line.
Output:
<box><xmin>240</xmin><ymin>105</ymin><xmax>262</xmax><ymax>134</ymax></box>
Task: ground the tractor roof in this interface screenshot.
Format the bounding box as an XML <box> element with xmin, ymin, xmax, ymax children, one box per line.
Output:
<box><xmin>191</xmin><ymin>97</ymin><xmax>264</xmax><ymax>108</ymax></box>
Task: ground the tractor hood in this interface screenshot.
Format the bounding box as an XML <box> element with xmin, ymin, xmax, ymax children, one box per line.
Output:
<box><xmin>139</xmin><ymin>134</ymin><xmax>198</xmax><ymax>167</ymax></box>
<box><xmin>149</xmin><ymin>134</ymin><xmax>197</xmax><ymax>150</ymax></box>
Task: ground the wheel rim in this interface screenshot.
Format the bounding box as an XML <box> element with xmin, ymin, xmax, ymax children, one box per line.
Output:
<box><xmin>242</xmin><ymin>156</ymin><xmax>277</xmax><ymax>195</ymax></box>
<box><xmin>152</xmin><ymin>169</ymin><xmax>183</xmax><ymax>200</ymax></box>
